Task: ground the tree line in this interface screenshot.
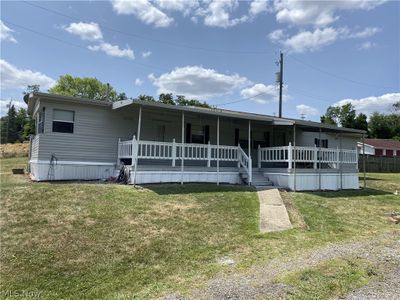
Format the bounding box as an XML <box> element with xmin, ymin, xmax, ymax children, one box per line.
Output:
<box><xmin>320</xmin><ymin>102</ymin><xmax>400</xmax><ymax>140</ymax></box>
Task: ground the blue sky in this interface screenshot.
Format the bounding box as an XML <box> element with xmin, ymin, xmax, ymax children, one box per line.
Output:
<box><xmin>1</xmin><ymin>0</ymin><xmax>399</xmax><ymax>120</ymax></box>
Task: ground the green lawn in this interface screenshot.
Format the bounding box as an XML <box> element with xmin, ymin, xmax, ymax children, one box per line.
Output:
<box><xmin>1</xmin><ymin>157</ymin><xmax>399</xmax><ymax>299</ymax></box>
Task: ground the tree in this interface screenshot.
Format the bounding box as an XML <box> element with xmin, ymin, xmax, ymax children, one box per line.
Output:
<box><xmin>320</xmin><ymin>103</ymin><xmax>367</xmax><ymax>131</ymax></box>
<box><xmin>320</xmin><ymin>106</ymin><xmax>340</xmax><ymax>125</ymax></box>
<box><xmin>393</xmin><ymin>101</ymin><xmax>400</xmax><ymax>112</ymax></box>
<box><xmin>117</xmin><ymin>92</ymin><xmax>128</xmax><ymax>101</ymax></box>
<box><xmin>175</xmin><ymin>95</ymin><xmax>211</xmax><ymax>108</ymax></box>
<box><xmin>137</xmin><ymin>95</ymin><xmax>156</xmax><ymax>102</ymax></box>
<box><xmin>0</xmin><ymin>104</ymin><xmax>18</xmax><ymax>143</ymax></box>
<box><xmin>354</xmin><ymin>113</ymin><xmax>368</xmax><ymax>133</ymax></box>
<box><xmin>159</xmin><ymin>93</ymin><xmax>175</xmax><ymax>105</ymax></box>
<box><xmin>48</xmin><ymin>75</ymin><xmax>119</xmax><ymax>101</ymax></box>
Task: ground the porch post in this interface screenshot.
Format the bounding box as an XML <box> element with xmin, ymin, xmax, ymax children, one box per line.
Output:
<box><xmin>132</xmin><ymin>106</ymin><xmax>142</xmax><ymax>185</ymax></box>
<box><xmin>117</xmin><ymin>138</ymin><xmax>121</xmax><ymax>166</ymax></box>
<box><xmin>313</xmin><ymin>144</ymin><xmax>318</xmax><ymax>169</ymax></box>
<box><xmin>258</xmin><ymin>144</ymin><xmax>261</xmax><ymax>169</ymax></box>
<box><xmin>293</xmin><ymin>124</ymin><xmax>296</xmax><ymax>192</ymax></box>
<box><xmin>362</xmin><ymin>133</ymin><xmax>366</xmax><ymax>189</ymax></box>
<box><xmin>339</xmin><ymin>134</ymin><xmax>343</xmax><ymax>190</ymax></box>
<box><xmin>181</xmin><ymin>111</ymin><xmax>185</xmax><ymax>185</ymax></box>
<box><xmin>207</xmin><ymin>140</ymin><xmax>211</xmax><ymax>168</ymax></box>
<box><xmin>217</xmin><ymin>116</ymin><xmax>220</xmax><ymax>185</ymax></box>
<box><xmin>248</xmin><ymin>120</ymin><xmax>252</xmax><ymax>185</ymax></box>
<box><xmin>172</xmin><ymin>138</ymin><xmax>176</xmax><ymax>167</ymax></box>
<box><xmin>288</xmin><ymin>142</ymin><xmax>292</xmax><ymax>170</ymax></box>
<box><xmin>318</xmin><ymin>126</ymin><xmax>322</xmax><ymax>191</ymax></box>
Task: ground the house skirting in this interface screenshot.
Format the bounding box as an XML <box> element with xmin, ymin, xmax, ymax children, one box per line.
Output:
<box><xmin>263</xmin><ymin>169</ymin><xmax>359</xmax><ymax>191</ymax></box>
<box><xmin>29</xmin><ymin>160</ymin><xmax>115</xmax><ymax>181</ymax></box>
<box><xmin>131</xmin><ymin>171</ymin><xmax>241</xmax><ymax>185</ymax></box>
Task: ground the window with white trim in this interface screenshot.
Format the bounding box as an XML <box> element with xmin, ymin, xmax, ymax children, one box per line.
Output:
<box><xmin>52</xmin><ymin>109</ymin><xmax>74</xmax><ymax>133</ymax></box>
<box><xmin>36</xmin><ymin>107</ymin><xmax>45</xmax><ymax>134</ymax></box>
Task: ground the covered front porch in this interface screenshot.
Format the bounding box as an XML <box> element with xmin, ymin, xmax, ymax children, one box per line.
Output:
<box><xmin>113</xmin><ymin>99</ymin><xmax>360</xmax><ymax>190</ymax></box>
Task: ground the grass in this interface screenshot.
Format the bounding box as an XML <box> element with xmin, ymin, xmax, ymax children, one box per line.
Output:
<box><xmin>1</xmin><ymin>156</ymin><xmax>399</xmax><ymax>299</ymax></box>
<box><xmin>276</xmin><ymin>258</ymin><xmax>375</xmax><ymax>299</ymax></box>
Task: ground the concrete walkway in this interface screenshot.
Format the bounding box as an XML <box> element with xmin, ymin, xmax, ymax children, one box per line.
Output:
<box><xmin>257</xmin><ymin>188</ymin><xmax>292</xmax><ymax>233</ymax></box>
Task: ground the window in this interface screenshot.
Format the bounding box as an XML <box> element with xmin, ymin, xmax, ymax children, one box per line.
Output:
<box><xmin>37</xmin><ymin>107</ymin><xmax>45</xmax><ymax>134</ymax></box>
<box><xmin>52</xmin><ymin>109</ymin><xmax>74</xmax><ymax>133</ymax></box>
<box><xmin>186</xmin><ymin>123</ymin><xmax>209</xmax><ymax>144</ymax></box>
<box><xmin>375</xmin><ymin>149</ymin><xmax>383</xmax><ymax>156</ymax></box>
<box><xmin>314</xmin><ymin>138</ymin><xmax>328</xmax><ymax>148</ymax></box>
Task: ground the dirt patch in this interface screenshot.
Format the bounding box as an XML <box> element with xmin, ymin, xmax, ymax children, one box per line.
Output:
<box><xmin>280</xmin><ymin>190</ymin><xmax>308</xmax><ymax>230</ymax></box>
<box><xmin>0</xmin><ymin>143</ymin><xmax>29</xmax><ymax>158</ymax></box>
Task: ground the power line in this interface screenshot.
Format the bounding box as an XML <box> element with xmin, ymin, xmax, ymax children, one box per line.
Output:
<box><xmin>23</xmin><ymin>0</ymin><xmax>273</xmax><ymax>55</ymax></box>
<box><xmin>2</xmin><ymin>19</ymin><xmax>169</xmax><ymax>72</ymax></box>
<box><xmin>287</xmin><ymin>55</ymin><xmax>396</xmax><ymax>89</ymax></box>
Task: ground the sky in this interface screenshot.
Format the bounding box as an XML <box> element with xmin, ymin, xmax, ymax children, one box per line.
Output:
<box><xmin>1</xmin><ymin>0</ymin><xmax>399</xmax><ymax>120</ymax></box>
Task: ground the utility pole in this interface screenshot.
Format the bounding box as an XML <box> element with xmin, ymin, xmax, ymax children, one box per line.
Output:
<box><xmin>278</xmin><ymin>51</ymin><xmax>283</xmax><ymax>118</ymax></box>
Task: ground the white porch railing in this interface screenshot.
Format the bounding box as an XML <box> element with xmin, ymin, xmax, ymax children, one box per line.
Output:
<box><xmin>238</xmin><ymin>145</ymin><xmax>252</xmax><ymax>184</ymax></box>
<box><xmin>117</xmin><ymin>137</ymin><xmax>249</xmax><ymax>182</ymax></box>
<box><xmin>257</xmin><ymin>143</ymin><xmax>358</xmax><ymax>169</ymax></box>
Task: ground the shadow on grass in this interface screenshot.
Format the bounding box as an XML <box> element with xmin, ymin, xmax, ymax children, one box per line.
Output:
<box><xmin>302</xmin><ymin>187</ymin><xmax>391</xmax><ymax>199</ymax></box>
<box><xmin>143</xmin><ymin>183</ymin><xmax>254</xmax><ymax>195</ymax></box>
<box><xmin>358</xmin><ymin>176</ymin><xmax>385</xmax><ymax>181</ymax></box>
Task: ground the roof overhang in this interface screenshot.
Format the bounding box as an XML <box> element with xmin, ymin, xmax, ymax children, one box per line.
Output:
<box><xmin>27</xmin><ymin>92</ymin><xmax>112</xmax><ymax>115</ymax></box>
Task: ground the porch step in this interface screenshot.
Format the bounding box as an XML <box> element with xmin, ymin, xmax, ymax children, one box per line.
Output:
<box><xmin>240</xmin><ymin>171</ymin><xmax>274</xmax><ymax>187</ymax></box>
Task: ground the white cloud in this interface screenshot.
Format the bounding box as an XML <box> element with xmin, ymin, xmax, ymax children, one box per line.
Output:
<box><xmin>268</xmin><ymin>29</ymin><xmax>286</xmax><ymax>42</ymax></box>
<box><xmin>249</xmin><ymin>0</ymin><xmax>270</xmax><ymax>17</ymax></box>
<box><xmin>296</xmin><ymin>104</ymin><xmax>319</xmax><ymax>116</ymax></box>
<box><xmin>88</xmin><ymin>42</ymin><xmax>134</xmax><ymax>60</ymax></box>
<box><xmin>279</xmin><ymin>27</ymin><xmax>339</xmax><ymax>53</ymax></box>
<box><xmin>135</xmin><ymin>78</ymin><xmax>143</xmax><ymax>86</ymax></box>
<box><xmin>156</xmin><ymin>0</ymin><xmax>199</xmax><ymax>16</ymax></box>
<box><xmin>142</xmin><ymin>51</ymin><xmax>152</xmax><ymax>58</ymax></box>
<box><xmin>0</xmin><ymin>20</ymin><xmax>17</xmax><ymax>43</ymax></box>
<box><xmin>112</xmin><ymin>0</ymin><xmax>173</xmax><ymax>28</ymax></box>
<box><xmin>270</xmin><ymin>26</ymin><xmax>381</xmax><ymax>53</ymax></box>
<box><xmin>334</xmin><ymin>93</ymin><xmax>400</xmax><ymax>116</ymax></box>
<box><xmin>0</xmin><ymin>59</ymin><xmax>55</xmax><ymax>91</ymax></box>
<box><xmin>358</xmin><ymin>41</ymin><xmax>377</xmax><ymax>50</ymax></box>
<box><xmin>240</xmin><ymin>84</ymin><xmax>280</xmax><ymax>104</ymax></box>
<box><xmin>64</xmin><ymin>22</ymin><xmax>103</xmax><ymax>41</ymax></box>
<box><xmin>149</xmin><ymin>66</ymin><xmax>251</xmax><ymax>99</ymax></box>
<box><xmin>0</xmin><ymin>100</ymin><xmax>26</xmax><ymax>116</ymax></box>
<box><xmin>273</xmin><ymin>0</ymin><xmax>386</xmax><ymax>27</ymax></box>
<box><xmin>200</xmin><ymin>0</ymin><xmax>249</xmax><ymax>28</ymax></box>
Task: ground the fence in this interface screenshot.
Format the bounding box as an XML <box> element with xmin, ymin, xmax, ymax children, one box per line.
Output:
<box><xmin>359</xmin><ymin>155</ymin><xmax>400</xmax><ymax>172</ymax></box>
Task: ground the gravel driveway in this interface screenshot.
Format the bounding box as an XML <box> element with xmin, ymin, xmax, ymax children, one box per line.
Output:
<box><xmin>165</xmin><ymin>231</ymin><xmax>400</xmax><ymax>300</ymax></box>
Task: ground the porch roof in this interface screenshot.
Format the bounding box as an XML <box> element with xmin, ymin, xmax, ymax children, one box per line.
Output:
<box><xmin>113</xmin><ymin>99</ymin><xmax>366</xmax><ymax>135</ymax></box>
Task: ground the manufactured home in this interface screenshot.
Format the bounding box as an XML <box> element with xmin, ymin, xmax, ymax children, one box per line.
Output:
<box><xmin>26</xmin><ymin>92</ymin><xmax>365</xmax><ymax>191</ymax></box>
